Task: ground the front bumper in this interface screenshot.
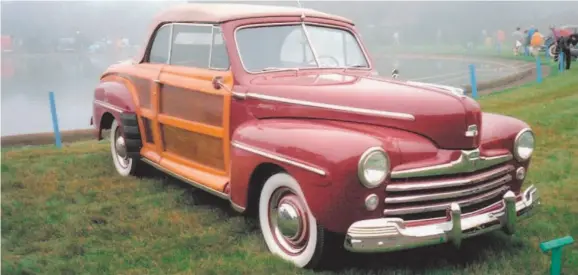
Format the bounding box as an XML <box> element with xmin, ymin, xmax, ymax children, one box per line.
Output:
<box><xmin>344</xmin><ymin>185</ymin><xmax>539</xmax><ymax>253</ymax></box>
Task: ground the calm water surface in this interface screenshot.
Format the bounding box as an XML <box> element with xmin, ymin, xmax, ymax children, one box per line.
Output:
<box><xmin>1</xmin><ymin>53</ymin><xmax>519</xmax><ymax>136</ymax></box>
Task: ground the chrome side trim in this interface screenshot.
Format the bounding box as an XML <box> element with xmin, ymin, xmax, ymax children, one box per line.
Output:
<box><xmin>231</xmin><ymin>141</ymin><xmax>327</xmax><ymax>176</ymax></box>
<box><xmin>385</xmin><ymin>174</ymin><xmax>512</xmax><ymax>204</ymax></box>
<box><xmin>231</xmin><ymin>91</ymin><xmax>247</xmax><ymax>100</ymax></box>
<box><xmin>244</xmin><ymin>93</ymin><xmax>415</xmax><ymax>121</ymax></box>
<box><xmin>386</xmin><ymin>164</ymin><xmax>515</xmax><ymax>192</ymax></box>
<box><xmin>94</xmin><ymin>100</ymin><xmax>124</xmax><ymax>113</ymax></box>
<box><xmin>141</xmin><ymin>158</ymin><xmax>230</xmax><ymax>200</ymax></box>
<box><xmin>383</xmin><ymin>185</ymin><xmax>509</xmax><ymax>216</ymax></box>
<box><xmin>391</xmin><ymin>149</ymin><xmax>513</xmax><ymax>179</ymax></box>
<box><xmin>344</xmin><ymin>185</ymin><xmax>540</xmax><ymax>253</ymax></box>
<box><xmin>231</xmin><ymin>201</ymin><xmax>246</xmax><ymax>213</ymax></box>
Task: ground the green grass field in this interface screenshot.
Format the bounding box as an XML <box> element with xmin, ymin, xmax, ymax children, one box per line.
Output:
<box><xmin>2</xmin><ymin>66</ymin><xmax>577</xmax><ymax>275</ymax></box>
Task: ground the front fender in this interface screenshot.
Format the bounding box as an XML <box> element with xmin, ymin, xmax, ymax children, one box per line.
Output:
<box><xmin>230</xmin><ymin>118</ymin><xmax>404</xmax><ymax>233</ymax></box>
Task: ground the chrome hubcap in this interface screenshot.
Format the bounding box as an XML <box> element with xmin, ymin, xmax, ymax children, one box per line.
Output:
<box><xmin>269</xmin><ymin>188</ymin><xmax>309</xmax><ymax>255</ymax></box>
<box><xmin>276</xmin><ymin>202</ymin><xmax>302</xmax><ymax>240</ymax></box>
<box><xmin>113</xmin><ymin>126</ymin><xmax>130</xmax><ymax>169</ymax></box>
<box><xmin>115</xmin><ymin>135</ymin><xmax>127</xmax><ymax>159</ymax></box>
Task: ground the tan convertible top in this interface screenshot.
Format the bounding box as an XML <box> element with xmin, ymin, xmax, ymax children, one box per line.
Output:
<box><xmin>153</xmin><ymin>3</ymin><xmax>354</xmax><ymax>25</ymax></box>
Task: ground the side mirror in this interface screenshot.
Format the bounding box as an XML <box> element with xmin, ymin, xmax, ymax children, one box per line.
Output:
<box><xmin>212</xmin><ymin>76</ymin><xmax>224</xmax><ymax>90</ymax></box>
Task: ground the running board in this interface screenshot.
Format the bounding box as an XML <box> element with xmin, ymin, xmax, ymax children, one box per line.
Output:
<box><xmin>141</xmin><ymin>158</ymin><xmax>230</xmax><ymax>200</ymax></box>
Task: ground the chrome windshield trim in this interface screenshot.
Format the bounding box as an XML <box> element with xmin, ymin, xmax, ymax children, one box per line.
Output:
<box><xmin>231</xmin><ymin>141</ymin><xmax>327</xmax><ymax>176</ymax></box>
<box><xmin>244</xmin><ymin>92</ymin><xmax>415</xmax><ymax>121</ymax></box>
<box><xmin>384</xmin><ymin>174</ymin><xmax>512</xmax><ymax>204</ymax></box>
<box><xmin>391</xmin><ymin>149</ymin><xmax>513</xmax><ymax>179</ymax></box>
<box><xmin>386</xmin><ymin>164</ymin><xmax>515</xmax><ymax>192</ymax></box>
<box><xmin>233</xmin><ymin>22</ymin><xmax>372</xmax><ymax>74</ymax></box>
<box><xmin>94</xmin><ymin>100</ymin><xmax>124</xmax><ymax>113</ymax></box>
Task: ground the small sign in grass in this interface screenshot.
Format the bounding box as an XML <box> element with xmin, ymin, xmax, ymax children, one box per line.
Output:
<box><xmin>539</xmin><ymin>236</ymin><xmax>575</xmax><ymax>275</ymax></box>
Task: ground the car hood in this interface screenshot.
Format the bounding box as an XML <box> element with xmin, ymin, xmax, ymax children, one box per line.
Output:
<box><xmin>242</xmin><ymin>72</ymin><xmax>481</xmax><ymax>150</ymax></box>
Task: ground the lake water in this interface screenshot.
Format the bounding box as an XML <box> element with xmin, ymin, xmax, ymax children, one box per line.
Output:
<box><xmin>1</xmin><ymin>53</ymin><xmax>521</xmax><ymax>136</ymax></box>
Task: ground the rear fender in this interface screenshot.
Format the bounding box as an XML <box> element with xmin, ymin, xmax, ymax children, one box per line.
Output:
<box><xmin>93</xmin><ymin>78</ymin><xmax>138</xmax><ymax>140</ymax></box>
<box><xmin>229</xmin><ymin>118</ymin><xmax>402</xmax><ymax>233</ymax></box>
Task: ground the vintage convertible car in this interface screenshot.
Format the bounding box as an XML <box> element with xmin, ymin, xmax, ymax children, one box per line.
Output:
<box><xmin>91</xmin><ymin>3</ymin><xmax>540</xmax><ymax>268</ymax></box>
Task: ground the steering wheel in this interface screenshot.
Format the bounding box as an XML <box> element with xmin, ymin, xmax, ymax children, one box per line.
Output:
<box><xmin>307</xmin><ymin>55</ymin><xmax>340</xmax><ymax>67</ymax></box>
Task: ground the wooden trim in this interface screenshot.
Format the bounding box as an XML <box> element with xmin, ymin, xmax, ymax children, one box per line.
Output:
<box><xmin>158</xmin><ymin>114</ymin><xmax>223</xmax><ymax>138</ymax></box>
<box><xmin>160</xmin><ymin>124</ymin><xmax>225</xmax><ymax>171</ymax></box>
<box><xmin>159</xmin><ymin>84</ymin><xmax>223</xmax><ymax>127</ymax></box>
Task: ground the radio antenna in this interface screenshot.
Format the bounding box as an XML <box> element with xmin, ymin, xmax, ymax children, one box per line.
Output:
<box><xmin>296</xmin><ymin>0</ymin><xmax>305</xmax><ymax>20</ymax></box>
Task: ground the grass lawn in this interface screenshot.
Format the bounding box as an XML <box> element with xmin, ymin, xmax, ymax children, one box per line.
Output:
<box><xmin>2</xmin><ymin>67</ymin><xmax>577</xmax><ymax>275</ymax></box>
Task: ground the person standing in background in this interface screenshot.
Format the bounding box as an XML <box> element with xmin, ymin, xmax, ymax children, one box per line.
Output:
<box><xmin>530</xmin><ymin>29</ymin><xmax>544</xmax><ymax>56</ymax></box>
<box><xmin>512</xmin><ymin>27</ymin><xmax>524</xmax><ymax>55</ymax></box>
<box><xmin>556</xmin><ymin>34</ymin><xmax>578</xmax><ymax>70</ymax></box>
<box><xmin>497</xmin><ymin>29</ymin><xmax>505</xmax><ymax>53</ymax></box>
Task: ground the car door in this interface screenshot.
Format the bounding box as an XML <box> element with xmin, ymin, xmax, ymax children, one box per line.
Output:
<box><xmin>126</xmin><ymin>23</ymin><xmax>173</xmax><ymax>163</ymax></box>
<box><xmin>155</xmin><ymin>23</ymin><xmax>234</xmax><ymax>193</ymax></box>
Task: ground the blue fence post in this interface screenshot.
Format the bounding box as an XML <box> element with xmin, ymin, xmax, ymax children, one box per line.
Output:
<box><xmin>536</xmin><ymin>56</ymin><xmax>543</xmax><ymax>83</ymax></box>
<box><xmin>48</xmin><ymin>91</ymin><xmax>62</xmax><ymax>148</ymax></box>
<box><xmin>559</xmin><ymin>52</ymin><xmax>565</xmax><ymax>72</ymax></box>
<box><xmin>469</xmin><ymin>64</ymin><xmax>478</xmax><ymax>99</ymax></box>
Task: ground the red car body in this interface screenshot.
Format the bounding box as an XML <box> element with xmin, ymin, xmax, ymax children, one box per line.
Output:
<box><xmin>92</xmin><ymin>3</ymin><xmax>540</xmax><ymax>268</ymax></box>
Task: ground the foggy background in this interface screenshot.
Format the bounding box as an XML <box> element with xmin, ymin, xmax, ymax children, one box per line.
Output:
<box><xmin>2</xmin><ymin>0</ymin><xmax>577</xmax><ymax>136</ymax></box>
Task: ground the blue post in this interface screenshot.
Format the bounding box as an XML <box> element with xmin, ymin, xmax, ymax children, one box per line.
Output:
<box><xmin>469</xmin><ymin>64</ymin><xmax>478</xmax><ymax>99</ymax></box>
<box><xmin>536</xmin><ymin>56</ymin><xmax>543</xmax><ymax>83</ymax></box>
<box><xmin>48</xmin><ymin>91</ymin><xmax>62</xmax><ymax>148</ymax></box>
<box><xmin>559</xmin><ymin>52</ymin><xmax>565</xmax><ymax>72</ymax></box>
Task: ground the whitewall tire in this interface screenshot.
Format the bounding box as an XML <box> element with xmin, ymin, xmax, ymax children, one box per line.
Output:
<box><xmin>259</xmin><ymin>173</ymin><xmax>327</xmax><ymax>268</ymax></box>
<box><xmin>110</xmin><ymin>119</ymin><xmax>138</xmax><ymax>176</ymax></box>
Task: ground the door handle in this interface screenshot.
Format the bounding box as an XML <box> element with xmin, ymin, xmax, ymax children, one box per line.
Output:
<box><xmin>153</xmin><ymin>79</ymin><xmax>162</xmax><ymax>84</ymax></box>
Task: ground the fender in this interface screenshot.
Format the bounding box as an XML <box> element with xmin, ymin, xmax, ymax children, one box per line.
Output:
<box><xmin>229</xmin><ymin>118</ymin><xmax>407</xmax><ymax>233</ymax></box>
<box><xmin>480</xmin><ymin>112</ymin><xmax>532</xmax><ymax>152</ymax></box>
<box><xmin>92</xmin><ymin>76</ymin><xmax>138</xmax><ymax>140</ymax></box>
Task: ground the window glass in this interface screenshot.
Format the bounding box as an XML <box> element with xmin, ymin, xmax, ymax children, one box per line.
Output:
<box><xmin>148</xmin><ymin>24</ymin><xmax>171</xmax><ymax>64</ymax></box>
<box><xmin>169</xmin><ymin>24</ymin><xmax>229</xmax><ymax>69</ymax></box>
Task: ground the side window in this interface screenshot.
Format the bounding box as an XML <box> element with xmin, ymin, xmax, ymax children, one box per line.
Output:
<box><xmin>169</xmin><ymin>24</ymin><xmax>230</xmax><ymax>70</ymax></box>
<box><xmin>210</xmin><ymin>27</ymin><xmax>230</xmax><ymax>70</ymax></box>
<box><xmin>148</xmin><ymin>25</ymin><xmax>171</xmax><ymax>64</ymax></box>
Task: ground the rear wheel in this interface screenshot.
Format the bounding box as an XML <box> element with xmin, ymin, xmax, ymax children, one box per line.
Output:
<box><xmin>258</xmin><ymin>173</ymin><xmax>328</xmax><ymax>268</ymax></box>
<box><xmin>110</xmin><ymin>119</ymin><xmax>140</xmax><ymax>176</ymax></box>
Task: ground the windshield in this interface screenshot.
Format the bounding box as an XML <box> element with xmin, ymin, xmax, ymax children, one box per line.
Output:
<box><xmin>235</xmin><ymin>24</ymin><xmax>370</xmax><ymax>72</ymax></box>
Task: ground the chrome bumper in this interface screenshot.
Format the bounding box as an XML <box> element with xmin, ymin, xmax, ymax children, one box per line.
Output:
<box><xmin>344</xmin><ymin>185</ymin><xmax>539</xmax><ymax>253</ymax></box>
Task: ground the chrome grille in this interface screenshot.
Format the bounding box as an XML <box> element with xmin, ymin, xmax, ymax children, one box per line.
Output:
<box><xmin>384</xmin><ymin>164</ymin><xmax>515</xmax><ymax>220</ymax></box>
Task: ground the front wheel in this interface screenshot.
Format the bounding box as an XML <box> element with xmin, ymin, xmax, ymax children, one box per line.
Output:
<box><xmin>110</xmin><ymin>119</ymin><xmax>140</xmax><ymax>176</ymax></box>
<box><xmin>258</xmin><ymin>173</ymin><xmax>329</xmax><ymax>268</ymax></box>
<box><xmin>549</xmin><ymin>43</ymin><xmax>558</xmax><ymax>58</ymax></box>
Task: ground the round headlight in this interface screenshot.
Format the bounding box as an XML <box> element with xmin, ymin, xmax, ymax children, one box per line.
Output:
<box><xmin>358</xmin><ymin>147</ymin><xmax>389</xmax><ymax>188</ymax></box>
<box><xmin>514</xmin><ymin>129</ymin><xmax>535</xmax><ymax>161</ymax></box>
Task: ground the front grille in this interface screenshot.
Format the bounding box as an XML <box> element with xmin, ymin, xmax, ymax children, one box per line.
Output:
<box><xmin>384</xmin><ymin>164</ymin><xmax>514</xmax><ymax>221</ymax></box>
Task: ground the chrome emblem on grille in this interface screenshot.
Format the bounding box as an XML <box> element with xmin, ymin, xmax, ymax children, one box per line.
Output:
<box><xmin>463</xmin><ymin>149</ymin><xmax>481</xmax><ymax>168</ymax></box>
<box><xmin>465</xmin><ymin>124</ymin><xmax>478</xmax><ymax>137</ymax></box>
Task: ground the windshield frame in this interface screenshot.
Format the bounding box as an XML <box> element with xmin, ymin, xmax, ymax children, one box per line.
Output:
<box><xmin>233</xmin><ymin>21</ymin><xmax>373</xmax><ymax>74</ymax></box>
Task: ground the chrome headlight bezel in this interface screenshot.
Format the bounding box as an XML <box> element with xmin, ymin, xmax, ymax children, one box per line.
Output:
<box><xmin>513</xmin><ymin>128</ymin><xmax>535</xmax><ymax>162</ymax></box>
<box><xmin>357</xmin><ymin>147</ymin><xmax>390</xmax><ymax>188</ymax></box>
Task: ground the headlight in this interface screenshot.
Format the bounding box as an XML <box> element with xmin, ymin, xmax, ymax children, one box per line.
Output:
<box><xmin>357</xmin><ymin>147</ymin><xmax>389</xmax><ymax>188</ymax></box>
<box><xmin>514</xmin><ymin>128</ymin><xmax>535</xmax><ymax>161</ymax></box>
